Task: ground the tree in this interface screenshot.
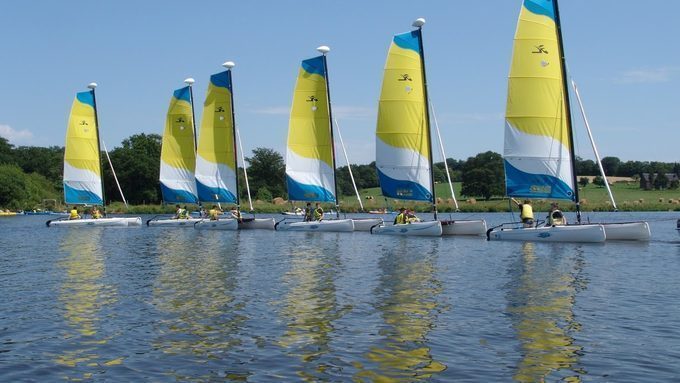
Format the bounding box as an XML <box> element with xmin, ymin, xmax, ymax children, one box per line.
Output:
<box><xmin>13</xmin><ymin>146</ymin><xmax>64</xmax><ymax>187</ymax></box>
<box><xmin>653</xmin><ymin>172</ymin><xmax>668</xmax><ymax>190</ymax></box>
<box><xmin>592</xmin><ymin>176</ymin><xmax>606</xmax><ymax>187</ymax></box>
<box><xmin>600</xmin><ymin>156</ymin><xmax>621</xmax><ymax>176</ymax></box>
<box><xmin>245</xmin><ymin>147</ymin><xmax>285</xmax><ymax>199</ymax></box>
<box><xmin>0</xmin><ymin>164</ymin><xmax>58</xmax><ymax>209</ymax></box>
<box><xmin>0</xmin><ymin>137</ymin><xmax>14</xmax><ymax>165</ymax></box>
<box><xmin>579</xmin><ymin>177</ymin><xmax>589</xmax><ymax>187</ymax></box>
<box><xmin>103</xmin><ymin>133</ymin><xmax>162</xmax><ymax>204</ymax></box>
<box><xmin>256</xmin><ymin>186</ymin><xmax>273</xmax><ymax>202</ymax></box>
<box><xmin>460</xmin><ymin>151</ymin><xmax>504</xmax><ymax>200</ymax></box>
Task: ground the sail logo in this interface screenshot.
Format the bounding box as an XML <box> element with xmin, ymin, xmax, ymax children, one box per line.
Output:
<box><xmin>215</xmin><ymin>106</ymin><xmax>225</xmax><ymax>113</ymax></box>
<box><xmin>398</xmin><ymin>74</ymin><xmax>412</xmax><ymax>81</ymax></box>
<box><xmin>530</xmin><ymin>185</ymin><xmax>552</xmax><ymax>194</ymax></box>
<box><xmin>79</xmin><ymin>120</ymin><xmax>88</xmax><ymax>126</ymax></box>
<box><xmin>307</xmin><ymin>95</ymin><xmax>319</xmax><ymax>111</ymax></box>
<box><xmin>396</xmin><ymin>188</ymin><xmax>413</xmax><ymax>198</ymax></box>
<box><xmin>532</xmin><ymin>45</ymin><xmax>549</xmax><ymax>54</ymax></box>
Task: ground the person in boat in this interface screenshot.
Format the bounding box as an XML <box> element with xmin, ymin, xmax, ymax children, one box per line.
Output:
<box><xmin>69</xmin><ymin>206</ymin><xmax>81</xmax><ymax>220</ymax></box>
<box><xmin>91</xmin><ymin>206</ymin><xmax>102</xmax><ymax>219</ymax></box>
<box><xmin>304</xmin><ymin>202</ymin><xmax>313</xmax><ymax>222</ymax></box>
<box><xmin>174</xmin><ymin>204</ymin><xmax>184</xmax><ymax>219</ymax></box>
<box><xmin>406</xmin><ymin>209</ymin><xmax>421</xmax><ymax>223</ymax></box>
<box><xmin>314</xmin><ymin>203</ymin><xmax>324</xmax><ymax>221</ymax></box>
<box><xmin>230</xmin><ymin>206</ymin><xmax>242</xmax><ymax>222</ymax></box>
<box><xmin>511</xmin><ymin>198</ymin><xmax>534</xmax><ymax>228</ymax></box>
<box><xmin>394</xmin><ymin>207</ymin><xmax>407</xmax><ymax>225</ymax></box>
<box><xmin>546</xmin><ymin>202</ymin><xmax>566</xmax><ymax>226</ymax></box>
<box><xmin>199</xmin><ymin>206</ymin><xmax>207</xmax><ymax>218</ymax></box>
<box><xmin>208</xmin><ymin>205</ymin><xmax>220</xmax><ymax>221</ymax></box>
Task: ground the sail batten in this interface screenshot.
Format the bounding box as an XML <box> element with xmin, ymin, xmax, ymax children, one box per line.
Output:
<box><xmin>159</xmin><ymin>86</ymin><xmax>199</xmax><ymax>204</ymax></box>
<box><xmin>285</xmin><ymin>55</ymin><xmax>335</xmax><ymax>202</ymax></box>
<box><xmin>376</xmin><ymin>31</ymin><xmax>432</xmax><ymax>202</ymax></box>
<box><xmin>63</xmin><ymin>90</ymin><xmax>103</xmax><ymax>205</ymax></box>
<box><xmin>195</xmin><ymin>71</ymin><xmax>238</xmax><ymax>203</ymax></box>
<box><xmin>503</xmin><ymin>0</ymin><xmax>575</xmax><ymax>201</ymax></box>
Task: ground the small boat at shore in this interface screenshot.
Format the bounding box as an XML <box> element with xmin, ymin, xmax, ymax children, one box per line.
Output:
<box><xmin>275</xmin><ymin>218</ymin><xmax>354</xmax><ymax>232</ymax></box>
<box><xmin>371</xmin><ymin>220</ymin><xmax>442</xmax><ymax>236</ymax></box>
<box><xmin>487</xmin><ymin>223</ymin><xmax>605</xmax><ymax>243</ymax></box>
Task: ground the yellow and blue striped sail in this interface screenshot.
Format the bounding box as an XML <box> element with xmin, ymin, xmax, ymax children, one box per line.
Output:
<box><xmin>285</xmin><ymin>56</ymin><xmax>335</xmax><ymax>202</ymax></box>
<box><xmin>159</xmin><ymin>86</ymin><xmax>198</xmax><ymax>204</ymax></box>
<box><xmin>195</xmin><ymin>71</ymin><xmax>237</xmax><ymax>203</ymax></box>
<box><xmin>63</xmin><ymin>91</ymin><xmax>103</xmax><ymax>205</ymax></box>
<box><xmin>375</xmin><ymin>31</ymin><xmax>432</xmax><ymax>202</ymax></box>
<box><xmin>504</xmin><ymin>0</ymin><xmax>574</xmax><ymax>200</ymax></box>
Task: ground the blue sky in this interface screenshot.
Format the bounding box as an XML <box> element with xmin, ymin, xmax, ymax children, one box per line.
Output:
<box><xmin>1</xmin><ymin>0</ymin><xmax>678</xmax><ymax>165</ymax></box>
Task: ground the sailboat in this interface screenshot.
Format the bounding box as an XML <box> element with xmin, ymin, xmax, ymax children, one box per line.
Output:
<box><xmin>193</xmin><ymin>62</ymin><xmax>275</xmax><ymax>230</ymax></box>
<box><xmin>275</xmin><ymin>46</ymin><xmax>354</xmax><ymax>232</ymax></box>
<box><xmin>486</xmin><ymin>0</ymin><xmax>605</xmax><ymax>242</ymax></box>
<box><xmin>147</xmin><ymin>79</ymin><xmax>203</xmax><ymax>227</ymax></box>
<box><xmin>370</xmin><ymin>18</ymin><xmax>442</xmax><ymax>237</ymax></box>
<box><xmin>48</xmin><ymin>83</ymin><xmax>141</xmax><ymax>227</ymax></box>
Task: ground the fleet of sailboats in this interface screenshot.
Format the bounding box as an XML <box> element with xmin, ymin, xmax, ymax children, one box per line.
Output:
<box><xmin>46</xmin><ymin>3</ymin><xmax>662</xmax><ymax>240</ymax></box>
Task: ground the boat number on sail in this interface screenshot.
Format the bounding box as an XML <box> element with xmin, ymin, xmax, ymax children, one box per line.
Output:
<box><xmin>396</xmin><ymin>188</ymin><xmax>414</xmax><ymax>198</ymax></box>
<box><xmin>530</xmin><ymin>185</ymin><xmax>552</xmax><ymax>194</ymax></box>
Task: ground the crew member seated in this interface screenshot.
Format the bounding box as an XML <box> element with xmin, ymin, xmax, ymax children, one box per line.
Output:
<box><xmin>547</xmin><ymin>202</ymin><xmax>566</xmax><ymax>226</ymax></box>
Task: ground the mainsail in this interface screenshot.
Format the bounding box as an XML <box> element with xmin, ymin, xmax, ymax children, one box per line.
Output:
<box><xmin>63</xmin><ymin>90</ymin><xmax>103</xmax><ymax>205</ymax></box>
<box><xmin>195</xmin><ymin>71</ymin><xmax>238</xmax><ymax>203</ymax></box>
<box><xmin>375</xmin><ymin>30</ymin><xmax>432</xmax><ymax>202</ymax></box>
<box><xmin>285</xmin><ymin>56</ymin><xmax>336</xmax><ymax>202</ymax></box>
<box><xmin>159</xmin><ymin>86</ymin><xmax>198</xmax><ymax>204</ymax></box>
<box><xmin>504</xmin><ymin>0</ymin><xmax>575</xmax><ymax>201</ymax></box>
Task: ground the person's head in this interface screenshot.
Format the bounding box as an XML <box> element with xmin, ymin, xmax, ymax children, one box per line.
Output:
<box><xmin>551</xmin><ymin>202</ymin><xmax>558</xmax><ymax>209</ymax></box>
<box><xmin>316</xmin><ymin>203</ymin><xmax>320</xmax><ymax>207</ymax></box>
<box><xmin>212</xmin><ymin>205</ymin><xmax>217</xmax><ymax>209</ymax></box>
<box><xmin>524</xmin><ymin>200</ymin><xmax>531</xmax><ymax>204</ymax></box>
<box><xmin>306</xmin><ymin>202</ymin><xmax>311</xmax><ymax>207</ymax></box>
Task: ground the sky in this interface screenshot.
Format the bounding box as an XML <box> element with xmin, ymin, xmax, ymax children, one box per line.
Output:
<box><xmin>1</xmin><ymin>0</ymin><xmax>678</xmax><ymax>165</ymax></box>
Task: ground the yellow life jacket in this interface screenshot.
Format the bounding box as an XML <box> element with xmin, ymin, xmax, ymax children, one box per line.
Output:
<box><xmin>69</xmin><ymin>209</ymin><xmax>79</xmax><ymax>220</ymax></box>
<box><xmin>549</xmin><ymin>210</ymin><xmax>565</xmax><ymax>226</ymax></box>
<box><xmin>520</xmin><ymin>204</ymin><xmax>534</xmax><ymax>220</ymax></box>
<box><xmin>314</xmin><ymin>207</ymin><xmax>323</xmax><ymax>221</ymax></box>
<box><xmin>394</xmin><ymin>213</ymin><xmax>406</xmax><ymax>225</ymax></box>
<box><xmin>92</xmin><ymin>210</ymin><xmax>102</xmax><ymax>219</ymax></box>
<box><xmin>209</xmin><ymin>209</ymin><xmax>219</xmax><ymax>220</ymax></box>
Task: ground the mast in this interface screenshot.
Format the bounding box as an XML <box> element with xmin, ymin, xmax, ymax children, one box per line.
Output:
<box><xmin>223</xmin><ymin>61</ymin><xmax>241</xmax><ymax>211</ymax></box>
<box><xmin>88</xmin><ymin>82</ymin><xmax>106</xmax><ymax>214</ymax></box>
<box><xmin>183</xmin><ymin>77</ymin><xmax>200</xmax><ymax>208</ymax></box>
<box><xmin>413</xmin><ymin>18</ymin><xmax>437</xmax><ymax>220</ymax></box>
<box><xmin>553</xmin><ymin>0</ymin><xmax>581</xmax><ymax>223</ymax></box>
<box><xmin>318</xmin><ymin>45</ymin><xmax>340</xmax><ymax>219</ymax></box>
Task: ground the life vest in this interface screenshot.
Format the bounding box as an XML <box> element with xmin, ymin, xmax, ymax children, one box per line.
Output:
<box><xmin>208</xmin><ymin>209</ymin><xmax>219</xmax><ymax>220</ymax></box>
<box><xmin>394</xmin><ymin>213</ymin><xmax>406</xmax><ymax>225</ymax></box>
<box><xmin>69</xmin><ymin>209</ymin><xmax>79</xmax><ymax>220</ymax></box>
<box><xmin>520</xmin><ymin>204</ymin><xmax>534</xmax><ymax>220</ymax></box>
<box><xmin>314</xmin><ymin>207</ymin><xmax>324</xmax><ymax>221</ymax></box>
<box><xmin>304</xmin><ymin>207</ymin><xmax>313</xmax><ymax>222</ymax></box>
<box><xmin>178</xmin><ymin>208</ymin><xmax>188</xmax><ymax>219</ymax></box>
<box><xmin>549</xmin><ymin>210</ymin><xmax>565</xmax><ymax>226</ymax></box>
<box><xmin>92</xmin><ymin>210</ymin><xmax>102</xmax><ymax>219</ymax></box>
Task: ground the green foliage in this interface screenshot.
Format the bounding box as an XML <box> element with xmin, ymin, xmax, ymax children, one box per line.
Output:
<box><xmin>245</xmin><ymin>147</ymin><xmax>285</xmax><ymax>199</ymax></box>
<box><xmin>256</xmin><ymin>186</ymin><xmax>272</xmax><ymax>202</ymax></box>
<box><xmin>592</xmin><ymin>176</ymin><xmax>605</xmax><ymax>187</ymax></box>
<box><xmin>653</xmin><ymin>172</ymin><xmax>668</xmax><ymax>190</ymax></box>
<box><xmin>600</xmin><ymin>156</ymin><xmax>621</xmax><ymax>176</ymax></box>
<box><xmin>460</xmin><ymin>151</ymin><xmax>504</xmax><ymax>200</ymax></box>
<box><xmin>0</xmin><ymin>137</ymin><xmax>14</xmax><ymax>165</ymax></box>
<box><xmin>0</xmin><ymin>164</ymin><xmax>58</xmax><ymax>209</ymax></box>
<box><xmin>579</xmin><ymin>177</ymin><xmax>590</xmax><ymax>187</ymax></box>
<box><xmin>13</xmin><ymin>146</ymin><xmax>64</xmax><ymax>187</ymax></box>
<box><xmin>670</xmin><ymin>179</ymin><xmax>679</xmax><ymax>190</ymax></box>
<box><xmin>103</xmin><ymin>133</ymin><xmax>162</xmax><ymax>204</ymax></box>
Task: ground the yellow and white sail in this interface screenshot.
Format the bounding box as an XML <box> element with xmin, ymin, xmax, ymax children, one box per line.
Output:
<box><xmin>195</xmin><ymin>71</ymin><xmax>238</xmax><ymax>203</ymax></box>
<box><xmin>159</xmin><ymin>86</ymin><xmax>198</xmax><ymax>204</ymax></box>
<box><xmin>63</xmin><ymin>90</ymin><xmax>103</xmax><ymax>205</ymax></box>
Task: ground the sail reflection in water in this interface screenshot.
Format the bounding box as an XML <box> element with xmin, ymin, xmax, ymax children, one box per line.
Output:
<box><xmin>506</xmin><ymin>242</ymin><xmax>586</xmax><ymax>382</ymax></box>
<box><xmin>355</xmin><ymin>239</ymin><xmax>446</xmax><ymax>381</ymax></box>
<box><xmin>55</xmin><ymin>228</ymin><xmax>121</xmax><ymax>377</ymax></box>
<box><xmin>152</xmin><ymin>230</ymin><xmax>248</xmax><ymax>380</ymax></box>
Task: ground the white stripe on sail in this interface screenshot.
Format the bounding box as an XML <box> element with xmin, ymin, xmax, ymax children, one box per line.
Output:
<box><xmin>195</xmin><ymin>154</ymin><xmax>236</xmax><ymax>193</ymax></box>
<box><xmin>64</xmin><ymin>162</ymin><xmax>102</xmax><ymax>199</ymax></box>
<box><xmin>285</xmin><ymin>150</ymin><xmax>335</xmax><ymax>192</ymax></box>
<box><xmin>160</xmin><ymin>161</ymin><xmax>198</xmax><ymax>195</ymax></box>
<box><xmin>376</xmin><ymin>137</ymin><xmax>431</xmax><ymax>189</ymax></box>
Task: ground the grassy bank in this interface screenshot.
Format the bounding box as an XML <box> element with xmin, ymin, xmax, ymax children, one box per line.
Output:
<box><xmin>103</xmin><ymin>182</ymin><xmax>680</xmax><ymax>214</ymax></box>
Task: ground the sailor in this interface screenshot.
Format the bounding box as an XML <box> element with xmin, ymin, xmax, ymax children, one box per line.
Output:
<box><xmin>69</xmin><ymin>206</ymin><xmax>81</xmax><ymax>220</ymax></box>
<box><xmin>546</xmin><ymin>202</ymin><xmax>566</xmax><ymax>226</ymax></box>
<box><xmin>208</xmin><ymin>205</ymin><xmax>220</xmax><ymax>221</ymax></box>
<box><xmin>91</xmin><ymin>206</ymin><xmax>102</xmax><ymax>219</ymax></box>
<box><xmin>180</xmin><ymin>205</ymin><xmax>189</xmax><ymax>219</ymax></box>
<box><xmin>512</xmin><ymin>198</ymin><xmax>534</xmax><ymax>228</ymax></box>
<box><xmin>406</xmin><ymin>209</ymin><xmax>421</xmax><ymax>223</ymax></box>
<box><xmin>304</xmin><ymin>202</ymin><xmax>313</xmax><ymax>222</ymax></box>
<box><xmin>174</xmin><ymin>204</ymin><xmax>183</xmax><ymax>219</ymax></box>
<box><xmin>231</xmin><ymin>206</ymin><xmax>242</xmax><ymax>222</ymax></box>
<box><xmin>314</xmin><ymin>203</ymin><xmax>324</xmax><ymax>221</ymax></box>
<box><xmin>394</xmin><ymin>207</ymin><xmax>407</xmax><ymax>224</ymax></box>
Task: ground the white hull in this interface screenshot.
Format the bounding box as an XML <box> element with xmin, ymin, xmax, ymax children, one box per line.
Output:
<box><xmin>352</xmin><ymin>218</ymin><xmax>384</xmax><ymax>231</ymax></box>
<box><xmin>281</xmin><ymin>211</ymin><xmax>303</xmax><ymax>216</ymax></box>
<box><xmin>441</xmin><ymin>219</ymin><xmax>487</xmax><ymax>236</ymax></box>
<box><xmin>598</xmin><ymin>221</ymin><xmax>650</xmax><ymax>241</ymax></box>
<box><xmin>488</xmin><ymin>224</ymin><xmax>605</xmax><ymax>243</ymax></box>
<box><xmin>48</xmin><ymin>217</ymin><xmax>142</xmax><ymax>227</ymax></box>
<box><xmin>275</xmin><ymin>219</ymin><xmax>354</xmax><ymax>232</ymax></box>
<box><xmin>147</xmin><ymin>217</ymin><xmax>203</xmax><ymax>227</ymax></box>
<box><xmin>371</xmin><ymin>220</ymin><xmax>442</xmax><ymax>237</ymax></box>
<box><xmin>194</xmin><ymin>219</ymin><xmax>238</xmax><ymax>230</ymax></box>
<box><xmin>238</xmin><ymin>218</ymin><xmax>276</xmax><ymax>230</ymax></box>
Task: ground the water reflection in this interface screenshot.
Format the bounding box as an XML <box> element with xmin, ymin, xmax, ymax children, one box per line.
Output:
<box><xmin>277</xmin><ymin>233</ymin><xmax>350</xmax><ymax>381</ymax></box>
<box><xmin>152</xmin><ymin>229</ymin><xmax>248</xmax><ymax>381</ymax></box>
<box><xmin>355</xmin><ymin>238</ymin><xmax>446</xmax><ymax>382</ymax></box>
<box><xmin>506</xmin><ymin>242</ymin><xmax>586</xmax><ymax>382</ymax></box>
<box><xmin>55</xmin><ymin>228</ymin><xmax>119</xmax><ymax>378</ymax></box>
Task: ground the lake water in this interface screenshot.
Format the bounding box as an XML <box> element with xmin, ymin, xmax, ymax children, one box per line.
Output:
<box><xmin>1</xmin><ymin>212</ymin><xmax>679</xmax><ymax>382</ymax></box>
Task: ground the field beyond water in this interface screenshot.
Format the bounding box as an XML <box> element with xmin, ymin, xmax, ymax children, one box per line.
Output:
<box><xmin>107</xmin><ymin>182</ymin><xmax>680</xmax><ymax>214</ymax></box>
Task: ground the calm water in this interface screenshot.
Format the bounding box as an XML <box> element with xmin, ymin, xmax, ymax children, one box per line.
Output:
<box><xmin>1</xmin><ymin>212</ymin><xmax>679</xmax><ymax>382</ymax></box>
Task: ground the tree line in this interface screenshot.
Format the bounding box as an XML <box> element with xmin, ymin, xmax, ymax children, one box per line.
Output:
<box><xmin>1</xmin><ymin>134</ymin><xmax>678</xmax><ymax>210</ymax></box>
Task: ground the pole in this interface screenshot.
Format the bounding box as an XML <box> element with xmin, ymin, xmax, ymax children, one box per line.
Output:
<box><xmin>415</xmin><ymin>23</ymin><xmax>437</xmax><ymax>220</ymax></box>
<box><xmin>236</xmin><ymin>128</ymin><xmax>254</xmax><ymax>211</ymax></box>
<box><xmin>102</xmin><ymin>140</ymin><xmax>128</xmax><ymax>208</ymax></box>
<box><xmin>227</xmin><ymin>67</ymin><xmax>241</xmax><ymax>214</ymax></box>
<box><xmin>90</xmin><ymin>85</ymin><xmax>107</xmax><ymax>214</ymax></box>
<box><xmin>553</xmin><ymin>0</ymin><xmax>581</xmax><ymax>223</ymax></box>
<box><xmin>431</xmin><ymin>103</ymin><xmax>459</xmax><ymax>211</ymax></box>
<box><xmin>334</xmin><ymin>118</ymin><xmax>364</xmax><ymax>211</ymax></box>
<box><xmin>320</xmin><ymin>51</ymin><xmax>341</xmax><ymax>218</ymax></box>
<box><xmin>571</xmin><ymin>78</ymin><xmax>618</xmax><ymax>211</ymax></box>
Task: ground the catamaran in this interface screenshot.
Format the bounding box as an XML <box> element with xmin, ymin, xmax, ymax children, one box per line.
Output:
<box><xmin>147</xmin><ymin>79</ymin><xmax>203</xmax><ymax>226</ymax></box>
<box><xmin>193</xmin><ymin>62</ymin><xmax>275</xmax><ymax>230</ymax></box>
<box><xmin>486</xmin><ymin>0</ymin><xmax>605</xmax><ymax>242</ymax></box>
<box><xmin>275</xmin><ymin>46</ymin><xmax>355</xmax><ymax>232</ymax></box>
<box><xmin>48</xmin><ymin>83</ymin><xmax>141</xmax><ymax>227</ymax></box>
<box><xmin>369</xmin><ymin>18</ymin><xmax>442</xmax><ymax>237</ymax></box>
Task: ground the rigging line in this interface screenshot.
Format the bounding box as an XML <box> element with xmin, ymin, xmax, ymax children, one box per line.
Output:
<box><xmin>101</xmin><ymin>140</ymin><xmax>128</xmax><ymax>208</ymax></box>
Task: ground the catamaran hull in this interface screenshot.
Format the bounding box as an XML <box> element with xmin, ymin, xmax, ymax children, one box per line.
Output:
<box><xmin>352</xmin><ymin>218</ymin><xmax>384</xmax><ymax>231</ymax></box>
<box><xmin>147</xmin><ymin>218</ymin><xmax>204</xmax><ymax>227</ymax></box>
<box><xmin>47</xmin><ymin>217</ymin><xmax>142</xmax><ymax>227</ymax></box>
<box><xmin>488</xmin><ymin>224</ymin><xmax>605</xmax><ymax>243</ymax></box>
<box><xmin>194</xmin><ymin>219</ymin><xmax>238</xmax><ymax>230</ymax></box>
<box><xmin>275</xmin><ymin>219</ymin><xmax>354</xmax><ymax>232</ymax></box>
<box><xmin>441</xmin><ymin>219</ymin><xmax>487</xmax><ymax>236</ymax></box>
<box><xmin>238</xmin><ymin>218</ymin><xmax>276</xmax><ymax>230</ymax></box>
<box><xmin>371</xmin><ymin>221</ymin><xmax>442</xmax><ymax>237</ymax></box>
<box><xmin>597</xmin><ymin>222</ymin><xmax>650</xmax><ymax>241</ymax></box>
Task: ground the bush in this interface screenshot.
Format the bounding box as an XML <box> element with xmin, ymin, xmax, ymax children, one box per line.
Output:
<box><xmin>256</xmin><ymin>186</ymin><xmax>273</xmax><ymax>202</ymax></box>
